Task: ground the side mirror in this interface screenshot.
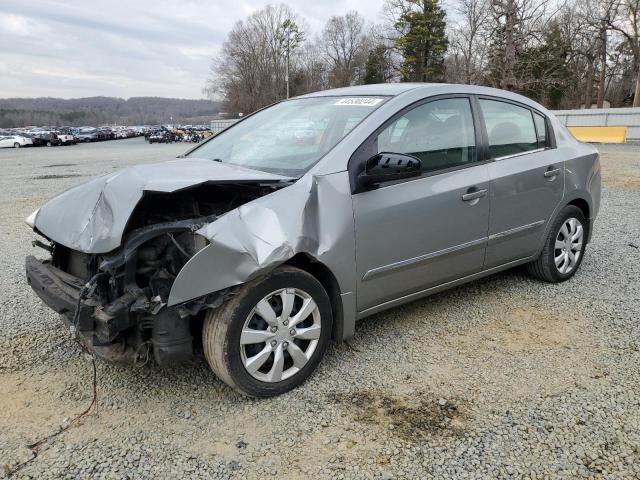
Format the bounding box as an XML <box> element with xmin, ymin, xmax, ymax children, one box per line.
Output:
<box><xmin>358</xmin><ymin>152</ymin><xmax>422</xmax><ymax>187</ymax></box>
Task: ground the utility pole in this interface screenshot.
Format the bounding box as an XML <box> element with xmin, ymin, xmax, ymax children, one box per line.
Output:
<box><xmin>280</xmin><ymin>19</ymin><xmax>302</xmax><ymax>100</ymax></box>
<box><xmin>635</xmin><ymin>32</ymin><xmax>640</xmax><ymax>107</ymax></box>
<box><xmin>286</xmin><ymin>25</ymin><xmax>290</xmax><ymax>99</ymax></box>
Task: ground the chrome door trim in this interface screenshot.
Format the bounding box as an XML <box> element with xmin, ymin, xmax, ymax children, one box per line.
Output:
<box><xmin>361</xmin><ymin>236</ymin><xmax>488</xmax><ymax>282</ymax></box>
<box><xmin>357</xmin><ymin>256</ymin><xmax>535</xmax><ymax>319</ymax></box>
<box><xmin>487</xmin><ymin>220</ymin><xmax>545</xmax><ymax>244</ymax></box>
<box><xmin>493</xmin><ymin>148</ymin><xmax>545</xmax><ymax>162</ymax></box>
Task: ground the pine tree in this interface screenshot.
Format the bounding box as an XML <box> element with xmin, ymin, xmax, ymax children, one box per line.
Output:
<box><xmin>394</xmin><ymin>0</ymin><xmax>448</xmax><ymax>82</ymax></box>
<box><xmin>364</xmin><ymin>45</ymin><xmax>391</xmax><ymax>84</ymax></box>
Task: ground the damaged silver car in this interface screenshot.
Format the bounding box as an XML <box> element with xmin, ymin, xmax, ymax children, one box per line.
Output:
<box><xmin>25</xmin><ymin>84</ymin><xmax>601</xmax><ymax>397</ymax></box>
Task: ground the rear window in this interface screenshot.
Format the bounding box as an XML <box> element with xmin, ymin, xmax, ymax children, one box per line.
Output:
<box><xmin>479</xmin><ymin>99</ymin><xmax>538</xmax><ymax>158</ymax></box>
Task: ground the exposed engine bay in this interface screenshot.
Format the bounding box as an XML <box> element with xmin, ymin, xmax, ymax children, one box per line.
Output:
<box><xmin>26</xmin><ymin>182</ymin><xmax>286</xmax><ymax>367</ymax></box>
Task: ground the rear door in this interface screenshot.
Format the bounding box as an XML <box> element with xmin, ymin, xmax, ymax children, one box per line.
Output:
<box><xmin>351</xmin><ymin>96</ymin><xmax>491</xmax><ymax>311</ymax></box>
<box><xmin>478</xmin><ymin>98</ymin><xmax>564</xmax><ymax>268</ymax></box>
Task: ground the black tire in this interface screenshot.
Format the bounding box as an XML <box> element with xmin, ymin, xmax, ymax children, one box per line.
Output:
<box><xmin>202</xmin><ymin>266</ymin><xmax>332</xmax><ymax>397</ymax></box>
<box><xmin>527</xmin><ymin>205</ymin><xmax>587</xmax><ymax>283</ymax></box>
<box><xmin>13</xmin><ymin>142</ymin><xmax>20</xmax><ymax>148</ymax></box>
<box><xmin>46</xmin><ymin>141</ymin><xmax>52</xmax><ymax>147</ymax></box>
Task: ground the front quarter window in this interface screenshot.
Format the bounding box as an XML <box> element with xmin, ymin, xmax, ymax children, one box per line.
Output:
<box><xmin>188</xmin><ymin>96</ymin><xmax>387</xmax><ymax>176</ymax></box>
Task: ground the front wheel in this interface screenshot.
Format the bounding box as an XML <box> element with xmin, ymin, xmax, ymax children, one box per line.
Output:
<box><xmin>527</xmin><ymin>205</ymin><xmax>587</xmax><ymax>282</ymax></box>
<box><xmin>202</xmin><ymin>266</ymin><xmax>332</xmax><ymax>397</ymax></box>
<box><xmin>13</xmin><ymin>142</ymin><xmax>20</xmax><ymax>148</ymax></box>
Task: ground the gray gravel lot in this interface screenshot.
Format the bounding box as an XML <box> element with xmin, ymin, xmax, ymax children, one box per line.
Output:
<box><xmin>1</xmin><ymin>138</ymin><xmax>639</xmax><ymax>479</ymax></box>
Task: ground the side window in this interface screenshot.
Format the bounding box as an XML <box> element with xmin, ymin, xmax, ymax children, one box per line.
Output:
<box><xmin>533</xmin><ymin>111</ymin><xmax>548</xmax><ymax>148</ymax></box>
<box><xmin>376</xmin><ymin>98</ymin><xmax>476</xmax><ymax>173</ymax></box>
<box><xmin>479</xmin><ymin>99</ymin><xmax>538</xmax><ymax>158</ymax></box>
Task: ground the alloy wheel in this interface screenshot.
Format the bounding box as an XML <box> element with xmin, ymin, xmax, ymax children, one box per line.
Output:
<box><xmin>240</xmin><ymin>288</ymin><xmax>321</xmax><ymax>382</ymax></box>
<box><xmin>554</xmin><ymin>217</ymin><xmax>583</xmax><ymax>274</ymax></box>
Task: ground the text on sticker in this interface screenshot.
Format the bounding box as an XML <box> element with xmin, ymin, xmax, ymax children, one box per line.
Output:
<box><xmin>334</xmin><ymin>98</ymin><xmax>383</xmax><ymax>106</ymax></box>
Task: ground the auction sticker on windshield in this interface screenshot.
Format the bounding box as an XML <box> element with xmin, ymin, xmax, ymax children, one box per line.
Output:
<box><xmin>334</xmin><ymin>97</ymin><xmax>383</xmax><ymax>106</ymax></box>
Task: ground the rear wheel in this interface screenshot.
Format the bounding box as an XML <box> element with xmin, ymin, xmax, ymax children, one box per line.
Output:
<box><xmin>527</xmin><ymin>205</ymin><xmax>586</xmax><ymax>282</ymax></box>
<box><xmin>13</xmin><ymin>142</ymin><xmax>20</xmax><ymax>148</ymax></box>
<box><xmin>202</xmin><ymin>266</ymin><xmax>332</xmax><ymax>397</ymax></box>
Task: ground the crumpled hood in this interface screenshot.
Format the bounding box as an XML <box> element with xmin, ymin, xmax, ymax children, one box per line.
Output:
<box><xmin>33</xmin><ymin>158</ymin><xmax>292</xmax><ymax>254</ymax></box>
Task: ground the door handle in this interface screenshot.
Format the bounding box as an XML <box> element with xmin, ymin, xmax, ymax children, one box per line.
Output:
<box><xmin>544</xmin><ymin>167</ymin><xmax>561</xmax><ymax>178</ymax></box>
<box><xmin>461</xmin><ymin>188</ymin><xmax>488</xmax><ymax>202</ymax></box>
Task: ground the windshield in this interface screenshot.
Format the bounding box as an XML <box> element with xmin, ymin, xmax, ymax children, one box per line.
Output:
<box><xmin>187</xmin><ymin>96</ymin><xmax>387</xmax><ymax>176</ymax></box>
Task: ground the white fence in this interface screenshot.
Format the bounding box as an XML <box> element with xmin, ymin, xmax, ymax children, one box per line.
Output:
<box><xmin>210</xmin><ymin>119</ymin><xmax>239</xmax><ymax>134</ymax></box>
<box><xmin>552</xmin><ymin>107</ymin><xmax>640</xmax><ymax>142</ymax></box>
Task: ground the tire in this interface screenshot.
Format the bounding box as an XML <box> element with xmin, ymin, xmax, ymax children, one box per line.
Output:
<box><xmin>13</xmin><ymin>142</ymin><xmax>20</xmax><ymax>148</ymax></box>
<box><xmin>202</xmin><ymin>266</ymin><xmax>332</xmax><ymax>397</ymax></box>
<box><xmin>46</xmin><ymin>141</ymin><xmax>52</xmax><ymax>147</ymax></box>
<box><xmin>527</xmin><ymin>205</ymin><xmax>587</xmax><ymax>283</ymax></box>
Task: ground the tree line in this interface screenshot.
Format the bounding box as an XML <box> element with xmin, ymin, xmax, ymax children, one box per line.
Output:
<box><xmin>0</xmin><ymin>97</ymin><xmax>223</xmax><ymax>128</ymax></box>
<box><xmin>205</xmin><ymin>0</ymin><xmax>640</xmax><ymax>116</ymax></box>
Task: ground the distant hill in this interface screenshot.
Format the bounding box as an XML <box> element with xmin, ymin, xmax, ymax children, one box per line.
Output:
<box><xmin>0</xmin><ymin>96</ymin><xmax>223</xmax><ymax>127</ymax></box>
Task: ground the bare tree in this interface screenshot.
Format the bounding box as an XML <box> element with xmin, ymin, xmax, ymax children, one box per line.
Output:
<box><xmin>296</xmin><ymin>39</ymin><xmax>330</xmax><ymax>92</ymax></box>
<box><xmin>488</xmin><ymin>0</ymin><xmax>562</xmax><ymax>90</ymax></box>
<box><xmin>204</xmin><ymin>4</ymin><xmax>306</xmax><ymax>116</ymax></box>
<box><xmin>608</xmin><ymin>0</ymin><xmax>640</xmax><ymax>106</ymax></box>
<box><xmin>573</xmin><ymin>0</ymin><xmax>619</xmax><ymax>107</ymax></box>
<box><xmin>321</xmin><ymin>11</ymin><xmax>369</xmax><ymax>87</ymax></box>
<box><xmin>449</xmin><ymin>0</ymin><xmax>491</xmax><ymax>84</ymax></box>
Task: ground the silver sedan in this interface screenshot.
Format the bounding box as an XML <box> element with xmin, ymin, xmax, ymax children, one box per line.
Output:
<box><xmin>25</xmin><ymin>84</ymin><xmax>600</xmax><ymax>397</ymax></box>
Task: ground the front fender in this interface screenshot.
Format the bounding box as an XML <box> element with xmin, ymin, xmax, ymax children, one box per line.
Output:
<box><xmin>167</xmin><ymin>205</ymin><xmax>300</xmax><ymax>305</ymax></box>
<box><xmin>167</xmin><ymin>172</ymin><xmax>356</xmax><ymax>308</ymax></box>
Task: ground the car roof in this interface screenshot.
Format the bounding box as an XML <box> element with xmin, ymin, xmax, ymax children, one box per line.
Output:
<box><xmin>295</xmin><ymin>83</ymin><xmax>428</xmax><ymax>98</ymax></box>
<box><xmin>295</xmin><ymin>82</ymin><xmax>549</xmax><ymax>114</ymax></box>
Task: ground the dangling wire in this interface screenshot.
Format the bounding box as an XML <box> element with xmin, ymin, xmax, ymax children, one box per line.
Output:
<box><xmin>6</xmin><ymin>278</ymin><xmax>100</xmax><ymax>477</ymax></box>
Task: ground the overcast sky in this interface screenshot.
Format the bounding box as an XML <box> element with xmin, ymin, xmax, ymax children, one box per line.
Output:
<box><xmin>0</xmin><ymin>0</ymin><xmax>391</xmax><ymax>99</ymax></box>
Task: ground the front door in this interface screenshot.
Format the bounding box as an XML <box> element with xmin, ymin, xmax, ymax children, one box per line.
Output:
<box><xmin>351</xmin><ymin>97</ymin><xmax>490</xmax><ymax>311</ymax></box>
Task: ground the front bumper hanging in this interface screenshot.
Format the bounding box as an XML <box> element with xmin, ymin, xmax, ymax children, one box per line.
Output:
<box><xmin>25</xmin><ymin>255</ymin><xmax>138</xmax><ymax>363</ymax></box>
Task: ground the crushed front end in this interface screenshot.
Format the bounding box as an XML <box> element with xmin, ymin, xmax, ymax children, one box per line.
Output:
<box><xmin>24</xmin><ymin>177</ymin><xmax>290</xmax><ymax>367</ymax></box>
<box><xmin>23</xmin><ymin>158</ymin><xmax>296</xmax><ymax>367</ymax></box>
<box><xmin>26</xmin><ymin>219</ymin><xmax>213</xmax><ymax>366</ymax></box>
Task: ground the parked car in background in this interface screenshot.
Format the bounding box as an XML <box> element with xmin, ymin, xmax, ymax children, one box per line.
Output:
<box><xmin>1</xmin><ymin>125</ymin><xmax>149</xmax><ymax>145</ymax></box>
<box><xmin>97</xmin><ymin>128</ymin><xmax>115</xmax><ymax>141</ymax></box>
<box><xmin>33</xmin><ymin>132</ymin><xmax>62</xmax><ymax>147</ymax></box>
<box><xmin>0</xmin><ymin>135</ymin><xmax>33</xmax><ymax>148</ymax></box>
<box><xmin>24</xmin><ymin>84</ymin><xmax>601</xmax><ymax>397</ymax></box>
<box><xmin>147</xmin><ymin>130</ymin><xmax>172</xmax><ymax>143</ymax></box>
<box><xmin>114</xmin><ymin>128</ymin><xmax>129</xmax><ymax>139</ymax></box>
<box><xmin>74</xmin><ymin>128</ymin><xmax>99</xmax><ymax>142</ymax></box>
<box><xmin>54</xmin><ymin>128</ymin><xmax>77</xmax><ymax>145</ymax></box>
<box><xmin>24</xmin><ymin>134</ymin><xmax>48</xmax><ymax>147</ymax></box>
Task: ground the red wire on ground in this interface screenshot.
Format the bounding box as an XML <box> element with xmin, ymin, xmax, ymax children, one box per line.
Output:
<box><xmin>4</xmin><ymin>352</ymin><xmax>98</xmax><ymax>477</ymax></box>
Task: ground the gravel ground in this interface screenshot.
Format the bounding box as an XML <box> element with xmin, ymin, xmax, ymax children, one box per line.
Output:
<box><xmin>1</xmin><ymin>138</ymin><xmax>639</xmax><ymax>479</ymax></box>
